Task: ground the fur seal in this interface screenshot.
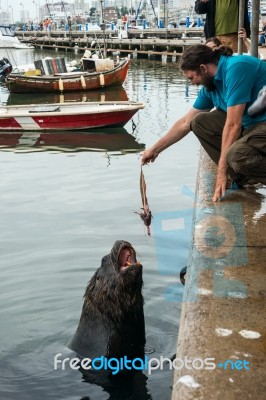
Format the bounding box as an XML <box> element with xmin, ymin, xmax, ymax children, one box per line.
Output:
<box><xmin>68</xmin><ymin>240</ymin><xmax>145</xmax><ymax>366</ymax></box>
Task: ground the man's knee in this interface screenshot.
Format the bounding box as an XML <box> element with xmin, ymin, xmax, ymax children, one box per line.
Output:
<box><xmin>190</xmin><ymin>112</ymin><xmax>209</xmax><ymax>134</ymax></box>
<box><xmin>227</xmin><ymin>142</ymin><xmax>262</xmax><ymax>173</ymax></box>
<box><xmin>227</xmin><ymin>143</ymin><xmax>239</xmax><ymax>170</ymax></box>
<box><xmin>190</xmin><ymin>110</ymin><xmax>226</xmax><ymax>137</ymax></box>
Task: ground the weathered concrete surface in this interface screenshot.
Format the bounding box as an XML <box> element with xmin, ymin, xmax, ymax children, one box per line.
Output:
<box><xmin>172</xmin><ymin>150</ymin><xmax>266</xmax><ymax>400</ymax></box>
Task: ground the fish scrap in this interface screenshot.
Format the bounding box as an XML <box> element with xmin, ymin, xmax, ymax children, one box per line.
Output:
<box><xmin>135</xmin><ymin>167</ymin><xmax>152</xmax><ymax>236</ymax></box>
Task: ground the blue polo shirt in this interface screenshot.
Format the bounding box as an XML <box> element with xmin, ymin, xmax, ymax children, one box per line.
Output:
<box><xmin>193</xmin><ymin>55</ymin><xmax>266</xmax><ymax>128</ymax></box>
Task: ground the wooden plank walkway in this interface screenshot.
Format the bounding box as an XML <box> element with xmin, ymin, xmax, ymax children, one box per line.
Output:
<box><xmin>17</xmin><ymin>34</ymin><xmax>205</xmax><ymax>61</ymax></box>
<box><xmin>16</xmin><ymin>30</ymin><xmax>266</xmax><ymax>61</ymax></box>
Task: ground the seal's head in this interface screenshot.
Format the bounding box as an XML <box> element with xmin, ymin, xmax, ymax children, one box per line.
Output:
<box><xmin>97</xmin><ymin>239</ymin><xmax>143</xmax><ymax>286</ymax></box>
<box><xmin>68</xmin><ymin>240</ymin><xmax>145</xmax><ymax>363</ymax></box>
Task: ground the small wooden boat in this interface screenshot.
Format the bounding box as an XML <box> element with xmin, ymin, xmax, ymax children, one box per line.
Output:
<box><xmin>0</xmin><ymin>101</ymin><xmax>144</xmax><ymax>131</ymax></box>
<box><xmin>5</xmin><ymin>58</ymin><xmax>129</xmax><ymax>94</ymax></box>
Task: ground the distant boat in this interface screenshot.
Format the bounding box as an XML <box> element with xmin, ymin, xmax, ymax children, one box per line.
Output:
<box><xmin>0</xmin><ymin>25</ymin><xmax>34</xmax><ymax>49</ymax></box>
<box><xmin>5</xmin><ymin>58</ymin><xmax>130</xmax><ymax>94</ymax></box>
<box><xmin>0</xmin><ymin>101</ymin><xmax>144</xmax><ymax>131</ymax></box>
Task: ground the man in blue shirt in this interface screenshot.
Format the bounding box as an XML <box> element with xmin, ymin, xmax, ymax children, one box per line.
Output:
<box><xmin>141</xmin><ymin>44</ymin><xmax>266</xmax><ymax>202</ymax></box>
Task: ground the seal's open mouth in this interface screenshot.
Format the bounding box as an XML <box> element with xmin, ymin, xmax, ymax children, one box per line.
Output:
<box><xmin>118</xmin><ymin>246</ymin><xmax>140</xmax><ymax>272</ymax></box>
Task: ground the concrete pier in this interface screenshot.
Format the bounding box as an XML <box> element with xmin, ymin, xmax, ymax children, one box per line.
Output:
<box><xmin>172</xmin><ymin>150</ymin><xmax>266</xmax><ymax>399</ymax></box>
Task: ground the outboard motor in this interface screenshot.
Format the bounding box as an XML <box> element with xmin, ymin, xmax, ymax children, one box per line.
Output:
<box><xmin>248</xmin><ymin>86</ymin><xmax>266</xmax><ymax>117</ymax></box>
<box><xmin>0</xmin><ymin>58</ymin><xmax>12</xmax><ymax>82</ymax></box>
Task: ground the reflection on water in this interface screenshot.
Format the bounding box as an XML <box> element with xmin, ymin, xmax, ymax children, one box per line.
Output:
<box><xmin>81</xmin><ymin>371</ymin><xmax>152</xmax><ymax>400</ymax></box>
<box><xmin>0</xmin><ymin>127</ymin><xmax>144</xmax><ymax>155</ymax></box>
<box><xmin>3</xmin><ymin>85</ymin><xmax>129</xmax><ymax>106</ymax></box>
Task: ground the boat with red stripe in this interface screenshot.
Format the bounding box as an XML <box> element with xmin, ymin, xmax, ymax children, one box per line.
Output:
<box><xmin>0</xmin><ymin>101</ymin><xmax>144</xmax><ymax>131</ymax></box>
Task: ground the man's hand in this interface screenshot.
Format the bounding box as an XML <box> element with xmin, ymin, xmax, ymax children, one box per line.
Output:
<box><xmin>212</xmin><ymin>104</ymin><xmax>245</xmax><ymax>201</ymax></box>
<box><xmin>141</xmin><ymin>148</ymin><xmax>159</xmax><ymax>165</ymax></box>
<box><xmin>212</xmin><ymin>169</ymin><xmax>228</xmax><ymax>202</ymax></box>
<box><xmin>238</xmin><ymin>27</ymin><xmax>247</xmax><ymax>40</ymax></box>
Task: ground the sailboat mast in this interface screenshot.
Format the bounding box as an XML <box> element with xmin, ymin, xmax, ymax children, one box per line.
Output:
<box><xmin>99</xmin><ymin>0</ymin><xmax>107</xmax><ymax>58</ymax></box>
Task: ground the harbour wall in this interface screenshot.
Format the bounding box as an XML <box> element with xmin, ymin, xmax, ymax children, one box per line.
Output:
<box><xmin>172</xmin><ymin>149</ymin><xmax>266</xmax><ymax>399</ymax></box>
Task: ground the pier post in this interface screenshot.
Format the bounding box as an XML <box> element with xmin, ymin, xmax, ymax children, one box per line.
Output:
<box><xmin>172</xmin><ymin>50</ymin><xmax>177</xmax><ymax>63</ymax></box>
<box><xmin>162</xmin><ymin>52</ymin><xmax>167</xmax><ymax>63</ymax></box>
<box><xmin>133</xmin><ymin>48</ymin><xmax>138</xmax><ymax>59</ymax></box>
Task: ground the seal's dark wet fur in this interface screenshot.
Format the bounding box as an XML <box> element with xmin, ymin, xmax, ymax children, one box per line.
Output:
<box><xmin>68</xmin><ymin>240</ymin><xmax>145</xmax><ymax>363</ymax></box>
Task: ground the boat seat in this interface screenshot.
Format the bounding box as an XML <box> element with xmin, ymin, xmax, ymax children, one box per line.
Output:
<box><xmin>29</xmin><ymin>106</ymin><xmax>61</xmax><ymax>113</ymax></box>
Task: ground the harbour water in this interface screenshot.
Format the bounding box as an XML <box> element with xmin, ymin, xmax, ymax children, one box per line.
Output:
<box><xmin>0</xmin><ymin>49</ymin><xmax>200</xmax><ymax>400</ymax></box>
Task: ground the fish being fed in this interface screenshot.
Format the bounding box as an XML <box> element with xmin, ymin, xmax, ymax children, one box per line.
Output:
<box><xmin>135</xmin><ymin>167</ymin><xmax>152</xmax><ymax>236</ymax></box>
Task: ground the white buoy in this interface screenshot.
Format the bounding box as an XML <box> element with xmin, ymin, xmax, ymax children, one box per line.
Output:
<box><xmin>80</xmin><ymin>75</ymin><xmax>86</xmax><ymax>89</ymax></box>
<box><xmin>59</xmin><ymin>78</ymin><xmax>64</xmax><ymax>92</ymax></box>
<box><xmin>100</xmin><ymin>73</ymin><xmax>105</xmax><ymax>86</ymax></box>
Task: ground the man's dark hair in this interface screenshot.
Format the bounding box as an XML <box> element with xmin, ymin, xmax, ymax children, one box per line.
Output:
<box><xmin>180</xmin><ymin>44</ymin><xmax>233</xmax><ymax>73</ymax></box>
<box><xmin>205</xmin><ymin>37</ymin><xmax>222</xmax><ymax>47</ymax></box>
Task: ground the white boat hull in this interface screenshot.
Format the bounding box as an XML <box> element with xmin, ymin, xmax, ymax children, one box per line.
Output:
<box><xmin>0</xmin><ymin>25</ymin><xmax>34</xmax><ymax>49</ymax></box>
<box><xmin>0</xmin><ymin>101</ymin><xmax>145</xmax><ymax>131</ymax></box>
